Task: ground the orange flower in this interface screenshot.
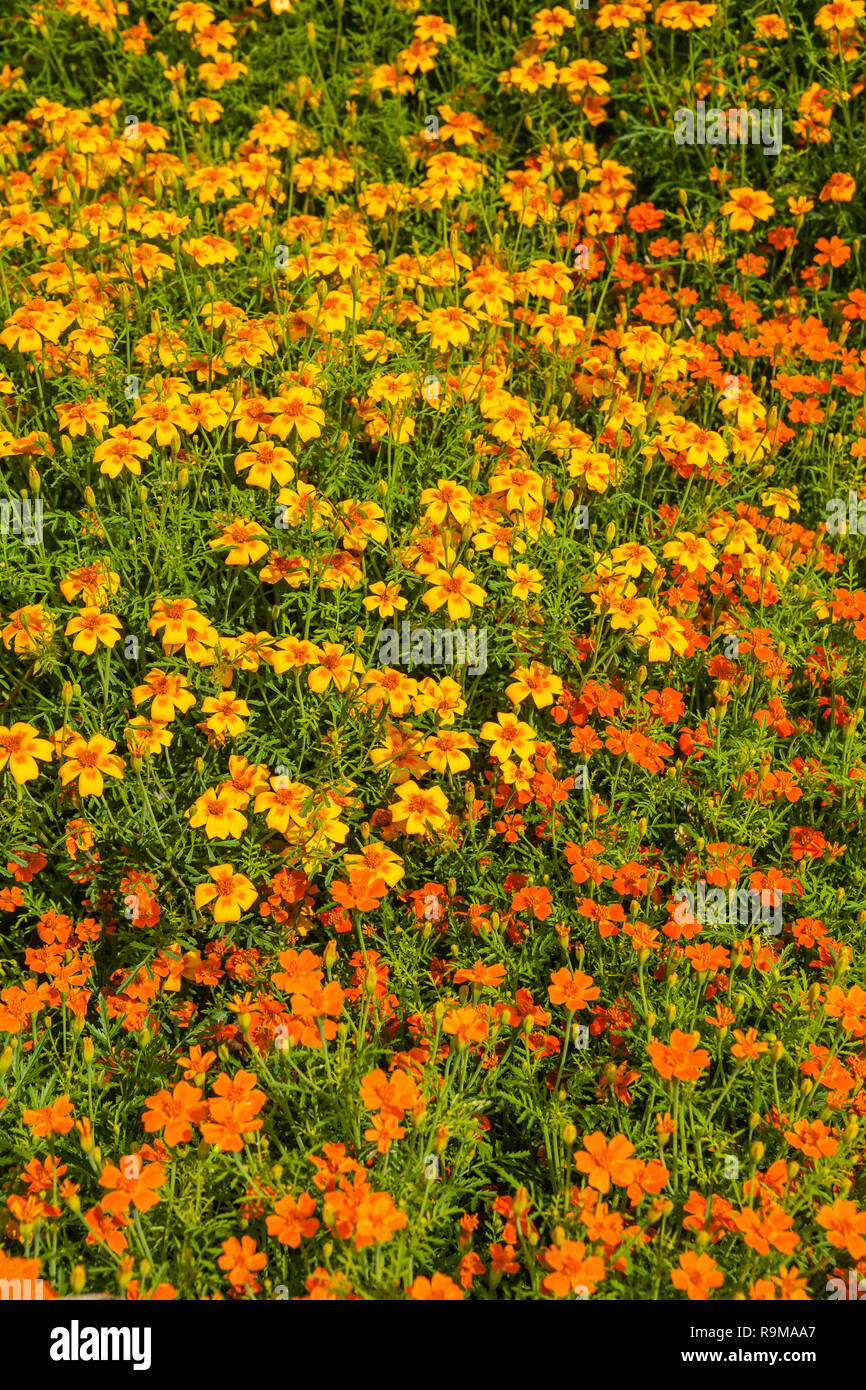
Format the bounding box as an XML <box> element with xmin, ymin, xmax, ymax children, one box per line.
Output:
<box><xmin>331</xmin><ymin>868</ymin><xmax>388</xmax><ymax>912</ymax></box>
<box><xmin>141</xmin><ymin>1081</ymin><xmax>207</xmax><ymax>1146</ymax></box>
<box><xmin>22</xmin><ymin>1095</ymin><xmax>74</xmax><ymax>1137</ymax></box>
<box><xmin>574</xmin><ymin>1132</ymin><xmax>641</xmax><ymax>1193</ymax></box>
<box><xmin>647</xmin><ymin>1029</ymin><xmax>711</xmax><ymax>1082</ymax></box>
<box><xmin>816</xmin><ymin>1199</ymin><xmax>866</xmax><ymax>1259</ymax></box>
<box><xmin>409</xmin><ymin>1272</ymin><xmax>465</xmax><ymax>1299</ymax></box>
<box><xmin>352</xmin><ymin>1191</ymin><xmax>407</xmax><ymax>1249</ymax></box>
<box><xmin>541</xmin><ymin>1239</ymin><xmax>606</xmax><ymax>1298</ymax></box>
<box><xmin>99</xmin><ymin>1159</ymin><xmax>166</xmax><ymax>1213</ymax></box>
<box><xmin>217</xmin><ymin>1235</ymin><xmax>266</xmax><ymax>1292</ymax></box>
<box><xmin>266</xmin><ymin>1192</ymin><xmax>320</xmax><ymax>1247</ymax></box>
<box><xmin>735</xmin><ymin>1203</ymin><xmax>799</xmax><ymax>1257</ymax></box>
<box><xmin>547</xmin><ymin>968</ymin><xmax>600</xmax><ymax>1012</ymax></box>
<box><xmin>670</xmin><ymin>1250</ymin><xmax>724</xmax><ymax>1300</ymax></box>
<box><xmin>442</xmin><ymin>1004</ymin><xmax>488</xmax><ymax>1049</ymax></box>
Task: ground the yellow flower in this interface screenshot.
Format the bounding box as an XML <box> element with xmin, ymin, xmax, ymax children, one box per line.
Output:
<box><xmin>416</xmin><ymin>305</ymin><xmax>479</xmax><ymax>351</ymax></box>
<box><xmin>611</xmin><ymin>543</ymin><xmax>657</xmax><ymax>578</ymax></box>
<box><xmin>132</xmin><ymin>669</ymin><xmax>197</xmax><ymax>722</ymax></box>
<box><xmin>59</xmin><ymin>735</ymin><xmax>125</xmax><ymax>797</ymax></box>
<box><xmin>200</xmin><ymin>691</ymin><xmax>250</xmax><ymax>735</ymax></box>
<box><xmin>0</xmin><ymin>722</ymin><xmax>53</xmax><ymax>783</ymax></box>
<box><xmin>422</xmin><ymin>565</ymin><xmax>486</xmax><ymax>621</ymax></box>
<box><xmin>480</xmin><ymin>712</ymin><xmax>537</xmax><ymax>762</ymax></box>
<box><xmin>234</xmin><ymin>440</ymin><xmax>295</xmax><ymax>490</ymax></box>
<box><xmin>363</xmin><ymin>582</ymin><xmax>407</xmax><ymax>619</ymax></box>
<box><xmin>505</xmin><ymin>662</ymin><xmax>563</xmax><ymax>709</ymax></box>
<box><xmin>194</xmin><ymin>863</ymin><xmax>257</xmax><ymax>922</ymax></box>
<box><xmin>719</xmin><ymin>187</ymin><xmax>775</xmax><ymax>232</ymax></box>
<box><xmin>636</xmin><ymin>613</ymin><xmax>689</xmax><ymax>662</ymax></box>
<box><xmin>420</xmin><ymin>479</ymin><xmax>473</xmax><ymax>526</ymax></box>
<box><xmin>188</xmin><ymin>786</ymin><xmax>249</xmax><ymax>840</ymax></box>
<box><xmin>125</xmin><ymin>717</ymin><xmax>174</xmax><ymax>756</ymax></box>
<box><xmin>343</xmin><ymin>842</ymin><xmax>405</xmax><ymax>886</ymax></box>
<box><xmin>661</xmin><ymin>532</ymin><xmax>716</xmax><ymax>574</ymax></box>
<box><xmin>64</xmin><ymin>607</ymin><xmax>123</xmax><ymax>654</ymax></box>
<box><xmin>208</xmin><ymin>517</ymin><xmax>270</xmax><ymax>565</ymax></box>
<box><xmin>423</xmin><ymin>730</ymin><xmax>477</xmax><ymax>774</ymax></box>
<box><xmin>506</xmin><ymin>563</ymin><xmax>543</xmax><ymax>599</ymax></box>
<box><xmin>389</xmin><ymin>780</ymin><xmax>450</xmax><ymax>835</ymax></box>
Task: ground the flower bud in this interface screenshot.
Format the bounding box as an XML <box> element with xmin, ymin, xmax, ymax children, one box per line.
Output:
<box><xmin>512</xmin><ymin>1186</ymin><xmax>530</xmax><ymax>1217</ymax></box>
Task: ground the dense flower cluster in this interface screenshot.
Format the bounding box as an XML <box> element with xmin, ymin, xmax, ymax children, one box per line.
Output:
<box><xmin>0</xmin><ymin>0</ymin><xmax>865</xmax><ymax>1301</ymax></box>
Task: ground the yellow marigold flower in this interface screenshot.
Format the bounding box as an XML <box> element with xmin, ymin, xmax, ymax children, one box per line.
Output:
<box><xmin>125</xmin><ymin>717</ymin><xmax>174</xmax><ymax>756</ymax></box>
<box><xmin>661</xmin><ymin>531</ymin><xmax>716</xmax><ymax>574</ymax></box>
<box><xmin>59</xmin><ymin>563</ymin><xmax>120</xmax><ymax>606</ymax></box>
<box><xmin>480</xmin><ymin>712</ymin><xmax>537</xmax><ymax>762</ymax></box>
<box><xmin>636</xmin><ymin>612</ymin><xmax>689</xmax><ymax>662</ymax></box>
<box><xmin>416</xmin><ymin>306</ymin><xmax>478</xmax><ymax>351</ymax></box>
<box><xmin>0</xmin><ymin>722</ymin><xmax>53</xmax><ymax>783</ymax></box>
<box><xmin>507</xmin><ymin>563</ymin><xmax>543</xmax><ymax>599</ymax></box>
<box><xmin>1</xmin><ymin>603</ymin><xmax>54</xmax><ymax>656</ymax></box>
<box><xmin>307</xmin><ymin>643</ymin><xmax>361</xmax><ymax>693</ymax></box>
<box><xmin>422</xmin><ymin>565</ymin><xmax>486</xmax><ymax>621</ymax></box>
<box><xmin>814</xmin><ymin>0</ymin><xmax>864</xmax><ymax>30</ymax></box>
<box><xmin>208</xmin><ymin>517</ymin><xmax>270</xmax><ymax>565</ymax></box>
<box><xmin>720</xmin><ymin>187</ymin><xmax>775</xmax><ymax>231</ymax></box>
<box><xmin>59</xmin><ymin>734</ymin><xmax>125</xmax><ymax>797</ymax></box>
<box><xmin>267</xmin><ymin>386</ymin><xmax>325</xmax><ymax>442</ymax></box>
<box><xmin>389</xmin><ymin>779</ymin><xmax>450</xmax><ymax>834</ymax></box>
<box><xmin>343</xmin><ymin>842</ymin><xmax>405</xmax><ymax>886</ymax></box>
<box><xmin>423</xmin><ymin>729</ymin><xmax>477</xmax><ymax>774</ymax></box>
<box><xmin>194</xmin><ymin>863</ymin><xmax>257</xmax><ymax>922</ymax></box>
<box><xmin>64</xmin><ymin>607</ymin><xmax>123</xmax><ymax>654</ymax></box>
<box><xmin>93</xmin><ymin>426</ymin><xmax>151</xmax><ymax>478</ymax></box>
<box><xmin>132</xmin><ymin>669</ymin><xmax>196</xmax><ymax>722</ymax></box>
<box><xmin>234</xmin><ymin>440</ymin><xmax>295</xmax><ymax>490</ymax></box>
<box><xmin>363</xmin><ymin>582</ymin><xmax>407</xmax><ymax>619</ymax></box>
<box><xmin>420</xmin><ymin>479</ymin><xmax>473</xmax><ymax>525</ymax></box>
<box><xmin>188</xmin><ymin>785</ymin><xmax>248</xmax><ymax>840</ymax></box>
<box><xmin>505</xmin><ymin>662</ymin><xmax>563</xmax><ymax>709</ymax></box>
<box><xmin>253</xmin><ymin>777</ymin><xmax>310</xmax><ymax>833</ymax></box>
<box><xmin>611</xmin><ymin>543</ymin><xmax>657</xmax><ymax>578</ymax></box>
<box><xmin>200</xmin><ymin>691</ymin><xmax>249</xmax><ymax>736</ymax></box>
